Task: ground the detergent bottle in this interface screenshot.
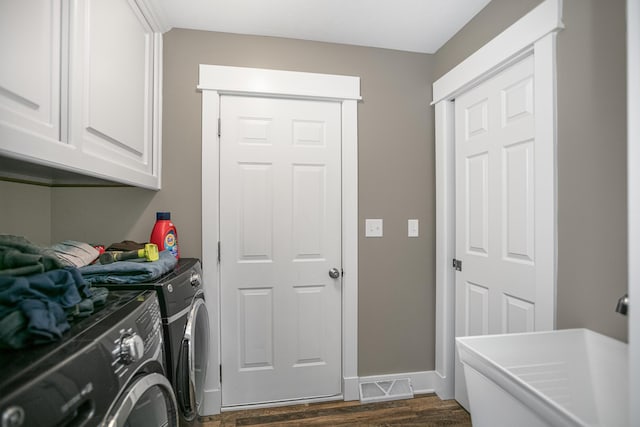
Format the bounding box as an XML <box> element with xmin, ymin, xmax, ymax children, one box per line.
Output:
<box><xmin>150</xmin><ymin>212</ymin><xmax>179</xmax><ymax>259</ymax></box>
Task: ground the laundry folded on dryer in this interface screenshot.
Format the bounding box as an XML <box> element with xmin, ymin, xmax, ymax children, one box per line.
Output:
<box><xmin>50</xmin><ymin>240</ymin><xmax>100</xmax><ymax>267</ymax></box>
<box><xmin>80</xmin><ymin>250</ymin><xmax>178</xmax><ymax>284</ymax></box>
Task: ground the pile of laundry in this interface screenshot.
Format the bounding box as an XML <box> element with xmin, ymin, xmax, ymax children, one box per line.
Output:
<box><xmin>0</xmin><ymin>235</ymin><xmax>108</xmax><ymax>350</ymax></box>
<box><xmin>79</xmin><ymin>246</ymin><xmax>177</xmax><ymax>284</ymax></box>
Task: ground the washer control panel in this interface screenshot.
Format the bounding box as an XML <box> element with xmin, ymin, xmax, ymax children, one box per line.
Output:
<box><xmin>117</xmin><ymin>333</ymin><xmax>145</xmax><ymax>365</ymax></box>
<box><xmin>190</xmin><ymin>271</ymin><xmax>201</xmax><ymax>287</ymax></box>
<box><xmin>111</xmin><ymin>293</ymin><xmax>162</xmax><ymax>382</ymax></box>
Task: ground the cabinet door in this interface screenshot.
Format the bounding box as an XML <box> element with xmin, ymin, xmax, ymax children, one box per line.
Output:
<box><xmin>70</xmin><ymin>0</ymin><xmax>157</xmax><ymax>180</ymax></box>
<box><xmin>0</xmin><ymin>0</ymin><xmax>61</xmax><ymax>142</ymax></box>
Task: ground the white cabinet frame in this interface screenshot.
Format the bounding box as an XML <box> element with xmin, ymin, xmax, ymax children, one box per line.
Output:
<box><xmin>0</xmin><ymin>0</ymin><xmax>164</xmax><ymax>189</ymax></box>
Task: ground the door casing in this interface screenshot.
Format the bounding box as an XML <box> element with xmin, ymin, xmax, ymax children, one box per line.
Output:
<box><xmin>628</xmin><ymin>0</ymin><xmax>640</xmax><ymax>424</ymax></box>
<box><xmin>219</xmin><ymin>95</ymin><xmax>343</xmax><ymax>406</ymax></box>
<box><xmin>432</xmin><ymin>0</ymin><xmax>563</xmax><ymax>400</ymax></box>
<box><xmin>198</xmin><ymin>65</ymin><xmax>361</xmax><ymax>414</ymax></box>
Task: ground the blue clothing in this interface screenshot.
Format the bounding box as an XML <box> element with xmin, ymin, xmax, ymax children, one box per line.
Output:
<box><xmin>0</xmin><ymin>235</ymin><xmax>65</xmax><ymax>276</ymax></box>
<box><xmin>79</xmin><ymin>250</ymin><xmax>178</xmax><ymax>284</ymax></box>
<box><xmin>0</xmin><ymin>267</ymin><xmax>104</xmax><ymax>349</ymax></box>
<box><xmin>20</xmin><ymin>299</ymin><xmax>70</xmax><ymax>341</ymax></box>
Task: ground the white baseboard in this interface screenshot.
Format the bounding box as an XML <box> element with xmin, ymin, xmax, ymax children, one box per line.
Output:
<box><xmin>200</xmin><ymin>379</ymin><xmax>356</xmax><ymax>415</ymax></box>
<box><xmin>343</xmin><ymin>375</ymin><xmax>360</xmax><ymax>400</ymax></box>
<box><xmin>433</xmin><ymin>370</ymin><xmax>454</xmax><ymax>400</ymax></box>
<box><xmin>202</xmin><ymin>371</ymin><xmax>446</xmax><ymax>416</ymax></box>
<box><xmin>358</xmin><ymin>370</ymin><xmax>439</xmax><ymax>395</ymax></box>
<box><xmin>200</xmin><ymin>387</ymin><xmax>221</xmax><ymax>416</ymax></box>
<box><xmin>221</xmin><ymin>394</ymin><xmax>344</xmax><ymax>412</ymax></box>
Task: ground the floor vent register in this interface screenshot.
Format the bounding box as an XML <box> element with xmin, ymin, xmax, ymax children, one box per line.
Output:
<box><xmin>359</xmin><ymin>378</ymin><xmax>414</xmax><ymax>403</ymax></box>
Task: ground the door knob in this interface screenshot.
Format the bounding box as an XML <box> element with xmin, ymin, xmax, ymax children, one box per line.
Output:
<box><xmin>329</xmin><ymin>268</ymin><xmax>340</xmax><ymax>279</ymax></box>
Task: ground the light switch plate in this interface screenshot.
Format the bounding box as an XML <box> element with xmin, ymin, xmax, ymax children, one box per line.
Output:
<box><xmin>408</xmin><ymin>219</ymin><xmax>419</xmax><ymax>237</ymax></box>
<box><xmin>365</xmin><ymin>219</ymin><xmax>383</xmax><ymax>237</ymax></box>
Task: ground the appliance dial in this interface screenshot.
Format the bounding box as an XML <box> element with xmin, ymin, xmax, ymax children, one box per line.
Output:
<box><xmin>118</xmin><ymin>333</ymin><xmax>144</xmax><ymax>365</ymax></box>
<box><xmin>1</xmin><ymin>406</ymin><xmax>24</xmax><ymax>427</ymax></box>
<box><xmin>190</xmin><ymin>271</ymin><xmax>201</xmax><ymax>287</ymax></box>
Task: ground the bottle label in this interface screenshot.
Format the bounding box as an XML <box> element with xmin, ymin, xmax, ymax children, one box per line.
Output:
<box><xmin>165</xmin><ymin>230</ymin><xmax>178</xmax><ymax>257</ymax></box>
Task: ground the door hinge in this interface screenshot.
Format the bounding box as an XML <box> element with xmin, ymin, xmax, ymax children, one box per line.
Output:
<box><xmin>217</xmin><ymin>118</ymin><xmax>221</xmax><ymax>137</ymax></box>
<box><xmin>217</xmin><ymin>241</ymin><xmax>221</xmax><ymax>263</ymax></box>
<box><xmin>219</xmin><ymin>364</ymin><xmax>222</xmax><ymax>383</ymax></box>
<box><xmin>452</xmin><ymin>258</ymin><xmax>462</xmax><ymax>271</ymax></box>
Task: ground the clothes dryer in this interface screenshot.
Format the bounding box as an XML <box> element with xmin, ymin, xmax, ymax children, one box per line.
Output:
<box><xmin>0</xmin><ymin>290</ymin><xmax>178</xmax><ymax>427</ymax></box>
<box><xmin>100</xmin><ymin>259</ymin><xmax>209</xmax><ymax>426</ymax></box>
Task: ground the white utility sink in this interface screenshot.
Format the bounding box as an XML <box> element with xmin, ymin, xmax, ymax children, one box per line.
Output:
<box><xmin>456</xmin><ymin>329</ymin><xmax>628</xmax><ymax>427</ymax></box>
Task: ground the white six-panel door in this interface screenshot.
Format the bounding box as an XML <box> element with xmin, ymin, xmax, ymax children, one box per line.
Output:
<box><xmin>219</xmin><ymin>95</ymin><xmax>342</xmax><ymax>406</ymax></box>
<box><xmin>454</xmin><ymin>54</ymin><xmax>545</xmax><ymax>408</ymax></box>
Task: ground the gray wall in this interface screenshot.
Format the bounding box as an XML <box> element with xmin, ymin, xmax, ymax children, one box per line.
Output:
<box><xmin>555</xmin><ymin>0</ymin><xmax>627</xmax><ymax>340</ymax></box>
<box><xmin>50</xmin><ymin>187</ymin><xmax>158</xmax><ymax>246</ymax></box>
<box><xmin>162</xmin><ymin>31</ymin><xmax>437</xmax><ymax>375</ymax></box>
<box><xmin>435</xmin><ymin>0</ymin><xmax>628</xmax><ymax>341</ymax></box>
<box><xmin>0</xmin><ymin>0</ymin><xmax>628</xmax><ymax>383</ymax></box>
<box><xmin>2</xmin><ymin>33</ymin><xmax>437</xmax><ymax>376</ymax></box>
<box><xmin>434</xmin><ymin>0</ymin><xmax>544</xmax><ymax>80</ymax></box>
<box><xmin>0</xmin><ymin>181</ymin><xmax>52</xmax><ymax>246</ymax></box>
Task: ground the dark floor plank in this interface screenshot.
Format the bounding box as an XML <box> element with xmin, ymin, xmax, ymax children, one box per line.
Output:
<box><xmin>200</xmin><ymin>394</ymin><xmax>472</xmax><ymax>427</ymax></box>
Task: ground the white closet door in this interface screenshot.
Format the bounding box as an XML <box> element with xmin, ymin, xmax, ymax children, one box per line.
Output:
<box><xmin>454</xmin><ymin>54</ymin><xmax>553</xmax><ymax>408</ymax></box>
<box><xmin>220</xmin><ymin>95</ymin><xmax>342</xmax><ymax>406</ymax></box>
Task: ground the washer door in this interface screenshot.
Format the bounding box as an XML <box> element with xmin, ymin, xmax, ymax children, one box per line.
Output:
<box><xmin>106</xmin><ymin>373</ymin><xmax>178</xmax><ymax>427</ymax></box>
<box><xmin>176</xmin><ymin>294</ymin><xmax>210</xmax><ymax>421</ymax></box>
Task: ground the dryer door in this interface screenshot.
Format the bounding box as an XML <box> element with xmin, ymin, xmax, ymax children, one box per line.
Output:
<box><xmin>176</xmin><ymin>294</ymin><xmax>209</xmax><ymax>421</ymax></box>
<box><xmin>106</xmin><ymin>373</ymin><xmax>178</xmax><ymax>427</ymax></box>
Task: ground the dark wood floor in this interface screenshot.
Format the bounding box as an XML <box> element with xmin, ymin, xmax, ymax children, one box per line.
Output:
<box><xmin>200</xmin><ymin>394</ymin><xmax>472</xmax><ymax>426</ymax></box>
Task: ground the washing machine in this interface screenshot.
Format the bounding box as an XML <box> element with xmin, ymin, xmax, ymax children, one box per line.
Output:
<box><xmin>100</xmin><ymin>258</ymin><xmax>209</xmax><ymax>426</ymax></box>
<box><xmin>0</xmin><ymin>290</ymin><xmax>178</xmax><ymax>427</ymax></box>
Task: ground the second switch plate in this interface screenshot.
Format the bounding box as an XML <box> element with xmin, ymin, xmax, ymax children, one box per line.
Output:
<box><xmin>365</xmin><ymin>219</ymin><xmax>383</xmax><ymax>237</ymax></box>
<box><xmin>408</xmin><ymin>219</ymin><xmax>419</xmax><ymax>237</ymax></box>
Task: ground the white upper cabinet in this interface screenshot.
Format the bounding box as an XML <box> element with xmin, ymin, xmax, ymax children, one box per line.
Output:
<box><xmin>0</xmin><ymin>0</ymin><xmax>163</xmax><ymax>189</ymax></box>
<box><xmin>69</xmin><ymin>0</ymin><xmax>158</xmax><ymax>183</ymax></box>
<box><xmin>0</xmin><ymin>0</ymin><xmax>62</xmax><ymax>143</ymax></box>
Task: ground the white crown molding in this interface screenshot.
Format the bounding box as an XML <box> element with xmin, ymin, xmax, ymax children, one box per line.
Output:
<box><xmin>198</xmin><ymin>65</ymin><xmax>361</xmax><ymax>101</ymax></box>
<box><xmin>134</xmin><ymin>0</ymin><xmax>171</xmax><ymax>33</ymax></box>
<box><xmin>432</xmin><ymin>0</ymin><xmax>563</xmax><ymax>104</ymax></box>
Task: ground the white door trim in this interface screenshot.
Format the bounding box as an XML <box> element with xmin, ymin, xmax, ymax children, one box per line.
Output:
<box><xmin>432</xmin><ymin>0</ymin><xmax>564</xmax><ymax>104</ymax></box>
<box><xmin>432</xmin><ymin>0</ymin><xmax>563</xmax><ymax>399</ymax></box>
<box><xmin>627</xmin><ymin>0</ymin><xmax>639</xmax><ymax>424</ymax></box>
<box><xmin>198</xmin><ymin>65</ymin><xmax>361</xmax><ymax>415</ymax></box>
